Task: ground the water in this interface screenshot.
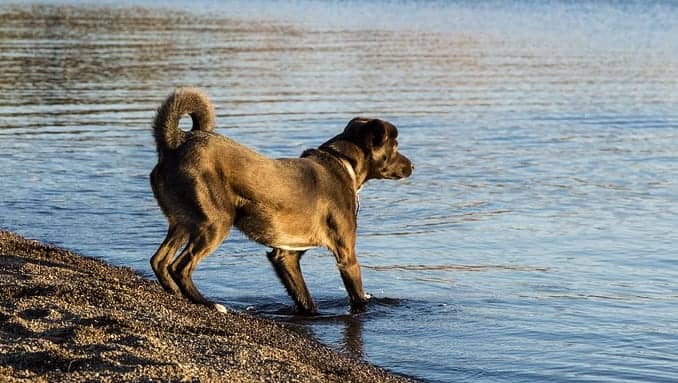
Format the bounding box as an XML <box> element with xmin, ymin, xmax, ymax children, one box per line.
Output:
<box><xmin>1</xmin><ymin>1</ymin><xmax>677</xmax><ymax>381</ymax></box>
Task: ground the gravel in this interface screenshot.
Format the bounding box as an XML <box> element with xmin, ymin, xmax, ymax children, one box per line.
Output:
<box><xmin>0</xmin><ymin>229</ymin><xmax>413</xmax><ymax>383</ymax></box>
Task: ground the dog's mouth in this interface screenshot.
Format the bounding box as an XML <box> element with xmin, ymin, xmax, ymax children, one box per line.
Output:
<box><xmin>383</xmin><ymin>173</ymin><xmax>409</xmax><ymax>180</ymax></box>
<box><xmin>384</xmin><ymin>165</ymin><xmax>413</xmax><ymax>180</ymax></box>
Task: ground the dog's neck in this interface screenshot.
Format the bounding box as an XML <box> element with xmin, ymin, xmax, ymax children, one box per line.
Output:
<box><xmin>334</xmin><ymin>156</ymin><xmax>362</xmax><ymax>217</ymax></box>
<box><xmin>301</xmin><ymin>146</ymin><xmax>363</xmax><ymax>217</ymax></box>
<box><xmin>336</xmin><ymin>157</ymin><xmax>361</xmax><ymax>194</ymax></box>
<box><xmin>313</xmin><ymin>141</ymin><xmax>367</xmax><ymax>193</ymax></box>
<box><xmin>301</xmin><ymin>142</ymin><xmax>366</xmax><ymax>218</ymax></box>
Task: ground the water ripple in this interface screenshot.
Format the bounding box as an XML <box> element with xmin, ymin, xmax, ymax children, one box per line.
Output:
<box><xmin>1</xmin><ymin>2</ymin><xmax>677</xmax><ymax>383</ymax></box>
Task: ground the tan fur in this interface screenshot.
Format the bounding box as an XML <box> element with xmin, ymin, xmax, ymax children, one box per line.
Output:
<box><xmin>149</xmin><ymin>87</ymin><xmax>413</xmax><ymax>315</ymax></box>
<box><xmin>152</xmin><ymin>87</ymin><xmax>215</xmax><ymax>159</ymax></box>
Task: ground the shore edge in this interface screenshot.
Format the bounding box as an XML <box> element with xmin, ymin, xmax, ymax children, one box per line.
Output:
<box><xmin>0</xmin><ymin>229</ymin><xmax>412</xmax><ymax>382</ymax></box>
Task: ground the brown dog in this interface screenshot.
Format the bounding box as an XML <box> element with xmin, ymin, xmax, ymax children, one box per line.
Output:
<box><xmin>149</xmin><ymin>88</ymin><xmax>413</xmax><ymax>315</ymax></box>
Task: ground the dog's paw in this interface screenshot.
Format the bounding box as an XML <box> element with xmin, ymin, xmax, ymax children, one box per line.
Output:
<box><xmin>213</xmin><ymin>303</ymin><xmax>229</xmax><ymax>314</ymax></box>
<box><xmin>349</xmin><ymin>294</ymin><xmax>371</xmax><ymax>313</ymax></box>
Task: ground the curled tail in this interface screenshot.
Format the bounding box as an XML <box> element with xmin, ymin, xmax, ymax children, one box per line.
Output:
<box><xmin>152</xmin><ymin>87</ymin><xmax>215</xmax><ymax>158</ymax></box>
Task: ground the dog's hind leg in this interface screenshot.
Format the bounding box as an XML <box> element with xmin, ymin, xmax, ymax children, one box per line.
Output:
<box><xmin>150</xmin><ymin>224</ymin><xmax>188</xmax><ymax>295</ymax></box>
<box><xmin>169</xmin><ymin>222</ymin><xmax>229</xmax><ymax>309</ymax></box>
<box><xmin>267</xmin><ymin>249</ymin><xmax>317</xmax><ymax>315</ymax></box>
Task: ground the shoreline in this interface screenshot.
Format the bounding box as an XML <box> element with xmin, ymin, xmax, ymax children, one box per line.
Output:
<box><xmin>0</xmin><ymin>229</ymin><xmax>413</xmax><ymax>382</ymax></box>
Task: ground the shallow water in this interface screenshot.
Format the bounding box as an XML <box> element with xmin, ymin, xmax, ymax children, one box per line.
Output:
<box><xmin>1</xmin><ymin>1</ymin><xmax>678</xmax><ymax>381</ymax></box>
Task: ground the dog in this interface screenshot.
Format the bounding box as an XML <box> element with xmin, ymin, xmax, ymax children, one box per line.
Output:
<box><xmin>149</xmin><ymin>88</ymin><xmax>413</xmax><ymax>315</ymax></box>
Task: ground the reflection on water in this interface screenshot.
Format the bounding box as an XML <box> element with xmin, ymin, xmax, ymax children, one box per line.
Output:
<box><xmin>1</xmin><ymin>2</ymin><xmax>678</xmax><ymax>382</ymax></box>
<box><xmin>363</xmin><ymin>264</ymin><xmax>550</xmax><ymax>272</ymax></box>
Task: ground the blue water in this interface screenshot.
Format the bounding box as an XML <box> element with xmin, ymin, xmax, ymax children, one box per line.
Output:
<box><xmin>1</xmin><ymin>1</ymin><xmax>677</xmax><ymax>381</ymax></box>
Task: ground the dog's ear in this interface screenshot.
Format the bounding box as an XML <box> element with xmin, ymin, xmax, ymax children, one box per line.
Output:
<box><xmin>366</xmin><ymin>119</ymin><xmax>397</xmax><ymax>148</ymax></box>
<box><xmin>343</xmin><ymin>117</ymin><xmax>397</xmax><ymax>148</ymax></box>
<box><xmin>342</xmin><ymin>117</ymin><xmax>369</xmax><ymax>143</ymax></box>
<box><xmin>344</xmin><ymin>117</ymin><xmax>369</xmax><ymax>133</ymax></box>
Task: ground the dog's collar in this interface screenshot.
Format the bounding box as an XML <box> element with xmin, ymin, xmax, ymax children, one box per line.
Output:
<box><xmin>336</xmin><ymin>157</ymin><xmax>361</xmax><ymax>217</ymax></box>
<box><xmin>337</xmin><ymin>158</ymin><xmax>358</xmax><ymax>192</ymax></box>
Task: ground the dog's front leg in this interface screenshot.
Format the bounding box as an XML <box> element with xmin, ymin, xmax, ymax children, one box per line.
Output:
<box><xmin>334</xmin><ymin>246</ymin><xmax>370</xmax><ymax>311</ymax></box>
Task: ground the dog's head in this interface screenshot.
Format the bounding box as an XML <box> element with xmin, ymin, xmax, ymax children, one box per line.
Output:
<box><xmin>341</xmin><ymin>117</ymin><xmax>413</xmax><ymax>180</ymax></box>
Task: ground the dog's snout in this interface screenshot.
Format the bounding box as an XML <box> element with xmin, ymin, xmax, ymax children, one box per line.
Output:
<box><xmin>396</xmin><ymin>154</ymin><xmax>413</xmax><ymax>178</ymax></box>
<box><xmin>403</xmin><ymin>162</ymin><xmax>413</xmax><ymax>177</ymax></box>
<box><xmin>403</xmin><ymin>154</ymin><xmax>413</xmax><ymax>169</ymax></box>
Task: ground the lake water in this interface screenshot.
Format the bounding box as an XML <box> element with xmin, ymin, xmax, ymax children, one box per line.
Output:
<box><xmin>1</xmin><ymin>1</ymin><xmax>677</xmax><ymax>381</ymax></box>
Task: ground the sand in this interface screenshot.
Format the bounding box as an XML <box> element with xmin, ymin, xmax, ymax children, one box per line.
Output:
<box><xmin>0</xmin><ymin>229</ymin><xmax>413</xmax><ymax>382</ymax></box>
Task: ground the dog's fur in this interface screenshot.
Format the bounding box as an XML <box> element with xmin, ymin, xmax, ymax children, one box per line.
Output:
<box><xmin>149</xmin><ymin>88</ymin><xmax>413</xmax><ymax>314</ymax></box>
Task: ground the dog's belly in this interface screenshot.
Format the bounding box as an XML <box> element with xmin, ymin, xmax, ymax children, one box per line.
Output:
<box><xmin>235</xmin><ymin>208</ymin><xmax>323</xmax><ymax>252</ymax></box>
<box><xmin>273</xmin><ymin>244</ymin><xmax>318</xmax><ymax>251</ymax></box>
<box><xmin>265</xmin><ymin>231</ymin><xmax>320</xmax><ymax>252</ymax></box>
<box><xmin>247</xmin><ymin>230</ymin><xmax>320</xmax><ymax>252</ymax></box>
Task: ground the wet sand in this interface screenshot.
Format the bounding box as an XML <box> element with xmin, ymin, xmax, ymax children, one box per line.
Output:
<box><xmin>0</xmin><ymin>229</ymin><xmax>412</xmax><ymax>382</ymax></box>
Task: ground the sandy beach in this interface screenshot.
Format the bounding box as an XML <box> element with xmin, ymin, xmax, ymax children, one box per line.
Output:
<box><xmin>0</xmin><ymin>229</ymin><xmax>412</xmax><ymax>382</ymax></box>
